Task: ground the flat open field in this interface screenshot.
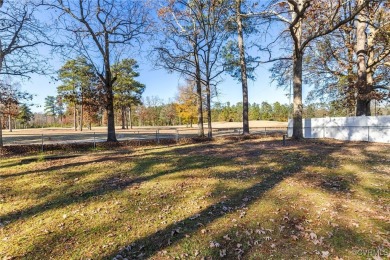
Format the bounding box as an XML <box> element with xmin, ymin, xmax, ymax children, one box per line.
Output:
<box><xmin>0</xmin><ymin>137</ymin><xmax>389</xmax><ymax>259</ymax></box>
<box><xmin>1</xmin><ymin>120</ymin><xmax>288</xmax><ymax>146</ymax></box>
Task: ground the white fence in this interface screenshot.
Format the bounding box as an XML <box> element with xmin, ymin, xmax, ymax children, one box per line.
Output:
<box><xmin>288</xmin><ymin>116</ymin><xmax>390</xmax><ymax>143</ymax></box>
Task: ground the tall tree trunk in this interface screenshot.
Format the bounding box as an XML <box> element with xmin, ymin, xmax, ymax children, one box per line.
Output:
<box><xmin>80</xmin><ymin>102</ymin><xmax>83</xmax><ymax>131</ymax></box>
<box><xmin>129</xmin><ymin>106</ymin><xmax>133</xmax><ymax>129</ymax></box>
<box><xmin>236</xmin><ymin>0</ymin><xmax>249</xmax><ymax>135</ymax></box>
<box><xmin>194</xmin><ymin>49</ymin><xmax>204</xmax><ymax>137</ymax></box>
<box><xmin>365</xmin><ymin>23</ymin><xmax>376</xmax><ymax>116</ymax></box>
<box><xmin>290</xmin><ymin>1</ymin><xmax>303</xmax><ymax>139</ymax></box>
<box><xmin>121</xmin><ymin>106</ymin><xmax>126</xmax><ymax>129</ymax></box>
<box><xmin>125</xmin><ymin>107</ymin><xmax>129</xmax><ymax>129</ymax></box>
<box><xmin>101</xmin><ymin>108</ymin><xmax>104</xmax><ymax>126</ymax></box>
<box><xmin>292</xmin><ymin>53</ymin><xmax>304</xmax><ymax>139</ymax></box>
<box><xmin>355</xmin><ymin>1</ymin><xmax>370</xmax><ymax>116</ymax></box>
<box><xmin>345</xmin><ymin>26</ymin><xmax>357</xmax><ymax>115</ymax></box>
<box><xmin>8</xmin><ymin>114</ymin><xmax>12</xmax><ymax>132</ymax></box>
<box><xmin>196</xmin><ymin>79</ymin><xmax>204</xmax><ymax>137</ymax></box>
<box><xmin>105</xmin><ymin>81</ymin><xmax>117</xmax><ymax>142</ymax></box>
<box><xmin>74</xmin><ymin>104</ymin><xmax>77</xmax><ymax>131</ymax></box>
<box><xmin>206</xmin><ymin>83</ymin><xmax>212</xmax><ymax>138</ymax></box>
<box><xmin>104</xmin><ymin>30</ymin><xmax>117</xmax><ymax>142</ymax></box>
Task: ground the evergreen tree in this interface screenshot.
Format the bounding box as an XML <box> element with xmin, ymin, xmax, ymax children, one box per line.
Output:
<box><xmin>112</xmin><ymin>59</ymin><xmax>145</xmax><ymax>129</ymax></box>
<box><xmin>18</xmin><ymin>104</ymin><xmax>34</xmax><ymax>128</ymax></box>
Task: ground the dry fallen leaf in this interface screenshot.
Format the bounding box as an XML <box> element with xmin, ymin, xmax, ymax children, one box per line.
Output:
<box><xmin>295</xmin><ymin>224</ymin><xmax>305</xmax><ymax>231</ymax></box>
<box><xmin>209</xmin><ymin>241</ymin><xmax>220</xmax><ymax>248</ymax></box>
<box><xmin>223</xmin><ymin>234</ymin><xmax>231</xmax><ymax>241</ymax></box>
<box><xmin>321</xmin><ymin>251</ymin><xmax>329</xmax><ymax>258</ymax></box>
<box><xmin>219</xmin><ymin>249</ymin><xmax>227</xmax><ymax>257</ymax></box>
<box><xmin>255</xmin><ymin>229</ymin><xmax>266</xmax><ymax>235</ymax></box>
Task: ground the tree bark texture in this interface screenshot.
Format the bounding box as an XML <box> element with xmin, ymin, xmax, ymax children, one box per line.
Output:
<box><xmin>106</xmin><ymin>83</ymin><xmax>117</xmax><ymax>142</ymax></box>
<box><xmin>80</xmin><ymin>102</ymin><xmax>83</xmax><ymax>131</ymax></box>
<box><xmin>121</xmin><ymin>106</ymin><xmax>126</xmax><ymax>129</ymax></box>
<box><xmin>355</xmin><ymin>1</ymin><xmax>370</xmax><ymax>116</ymax></box>
<box><xmin>194</xmin><ymin>48</ymin><xmax>204</xmax><ymax>137</ymax></box>
<box><xmin>206</xmin><ymin>83</ymin><xmax>212</xmax><ymax>138</ymax></box>
<box><xmin>290</xmin><ymin>0</ymin><xmax>303</xmax><ymax>139</ymax></box>
<box><xmin>292</xmin><ymin>53</ymin><xmax>304</xmax><ymax>139</ymax></box>
<box><xmin>236</xmin><ymin>0</ymin><xmax>249</xmax><ymax>135</ymax></box>
<box><xmin>8</xmin><ymin>114</ymin><xmax>12</xmax><ymax>132</ymax></box>
<box><xmin>104</xmin><ymin>30</ymin><xmax>117</xmax><ymax>142</ymax></box>
<box><xmin>74</xmin><ymin>104</ymin><xmax>77</xmax><ymax>131</ymax></box>
<box><xmin>129</xmin><ymin>106</ymin><xmax>133</xmax><ymax>129</ymax></box>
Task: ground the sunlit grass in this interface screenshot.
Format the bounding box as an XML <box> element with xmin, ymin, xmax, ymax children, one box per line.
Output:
<box><xmin>0</xmin><ymin>138</ymin><xmax>389</xmax><ymax>259</ymax></box>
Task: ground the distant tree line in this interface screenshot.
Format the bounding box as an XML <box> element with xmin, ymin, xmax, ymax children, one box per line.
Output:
<box><xmin>28</xmin><ymin>96</ymin><xmax>388</xmax><ymax>129</ymax></box>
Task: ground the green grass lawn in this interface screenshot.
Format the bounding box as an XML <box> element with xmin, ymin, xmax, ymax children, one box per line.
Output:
<box><xmin>0</xmin><ymin>137</ymin><xmax>389</xmax><ymax>259</ymax></box>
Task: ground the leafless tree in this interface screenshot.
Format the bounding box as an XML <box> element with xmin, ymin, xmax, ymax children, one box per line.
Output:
<box><xmin>155</xmin><ymin>1</ymin><xmax>205</xmax><ymax>137</ymax></box>
<box><xmin>250</xmin><ymin>0</ymin><xmax>371</xmax><ymax>139</ymax></box>
<box><xmin>46</xmin><ymin>0</ymin><xmax>151</xmax><ymax>142</ymax></box>
<box><xmin>300</xmin><ymin>1</ymin><xmax>389</xmax><ymax>116</ymax></box>
<box><xmin>235</xmin><ymin>0</ymin><xmax>250</xmax><ymax>134</ymax></box>
<box><xmin>355</xmin><ymin>0</ymin><xmax>389</xmax><ymax>115</ymax></box>
<box><xmin>0</xmin><ymin>0</ymin><xmax>52</xmax><ymax>146</ymax></box>
<box><xmin>0</xmin><ymin>0</ymin><xmax>51</xmax><ymax>77</ymax></box>
<box><xmin>155</xmin><ymin>0</ymin><xmax>229</xmax><ymax>138</ymax></box>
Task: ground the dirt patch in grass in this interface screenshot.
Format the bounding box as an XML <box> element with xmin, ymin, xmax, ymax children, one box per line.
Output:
<box><xmin>0</xmin><ymin>138</ymin><xmax>389</xmax><ymax>259</ymax></box>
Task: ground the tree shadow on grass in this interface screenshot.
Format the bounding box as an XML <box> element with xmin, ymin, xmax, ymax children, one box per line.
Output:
<box><xmin>0</xmin><ymin>146</ymin><xmax>236</xmax><ymax>227</ymax></box>
<box><xmin>0</xmin><ymin>139</ymin><xmax>247</xmax><ymax>180</ymax></box>
<box><xmin>1</xmin><ymin>139</ymin><xmax>346</xmax><ymax>259</ymax></box>
<box><xmin>103</xmin><ymin>141</ymin><xmax>341</xmax><ymax>259</ymax></box>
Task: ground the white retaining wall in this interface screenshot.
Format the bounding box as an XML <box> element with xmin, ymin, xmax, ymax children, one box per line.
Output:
<box><xmin>287</xmin><ymin>116</ymin><xmax>390</xmax><ymax>143</ymax></box>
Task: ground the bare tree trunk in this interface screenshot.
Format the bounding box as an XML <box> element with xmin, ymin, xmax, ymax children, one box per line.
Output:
<box><xmin>129</xmin><ymin>106</ymin><xmax>133</xmax><ymax>129</ymax></box>
<box><xmin>74</xmin><ymin>104</ymin><xmax>77</xmax><ymax>131</ymax></box>
<box><xmin>105</xmin><ymin>80</ymin><xmax>117</xmax><ymax>141</ymax></box>
<box><xmin>346</xmin><ymin>44</ymin><xmax>356</xmax><ymax>115</ymax></box>
<box><xmin>355</xmin><ymin>1</ymin><xmax>370</xmax><ymax>116</ymax></box>
<box><xmin>80</xmin><ymin>102</ymin><xmax>83</xmax><ymax>131</ymax></box>
<box><xmin>236</xmin><ymin>0</ymin><xmax>249</xmax><ymax>135</ymax></box>
<box><xmin>290</xmin><ymin>1</ymin><xmax>303</xmax><ymax>139</ymax></box>
<box><xmin>121</xmin><ymin>106</ymin><xmax>126</xmax><ymax>129</ymax></box>
<box><xmin>292</xmin><ymin>53</ymin><xmax>304</xmax><ymax>139</ymax></box>
<box><xmin>125</xmin><ymin>107</ymin><xmax>129</xmax><ymax>129</ymax></box>
<box><xmin>365</xmin><ymin>23</ymin><xmax>376</xmax><ymax>116</ymax></box>
<box><xmin>196</xmin><ymin>80</ymin><xmax>204</xmax><ymax>137</ymax></box>
<box><xmin>194</xmin><ymin>49</ymin><xmax>204</xmax><ymax>137</ymax></box>
<box><xmin>206</xmin><ymin>83</ymin><xmax>212</xmax><ymax>138</ymax></box>
<box><xmin>8</xmin><ymin>114</ymin><xmax>12</xmax><ymax>132</ymax></box>
<box><xmin>106</xmin><ymin>97</ymin><xmax>116</xmax><ymax>141</ymax></box>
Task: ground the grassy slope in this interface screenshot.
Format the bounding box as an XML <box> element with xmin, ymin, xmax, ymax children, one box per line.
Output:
<box><xmin>0</xmin><ymin>137</ymin><xmax>389</xmax><ymax>259</ymax></box>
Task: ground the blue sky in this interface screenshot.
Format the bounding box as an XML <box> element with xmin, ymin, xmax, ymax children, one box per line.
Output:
<box><xmin>17</xmin><ymin>2</ymin><xmax>297</xmax><ymax>113</ymax></box>
<box><xmin>22</xmin><ymin>57</ymin><xmax>293</xmax><ymax>113</ymax></box>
